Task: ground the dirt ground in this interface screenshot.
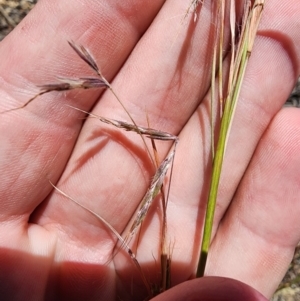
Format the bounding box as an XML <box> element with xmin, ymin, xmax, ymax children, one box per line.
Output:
<box><xmin>0</xmin><ymin>0</ymin><xmax>36</xmax><ymax>39</ymax></box>
<box><xmin>1</xmin><ymin>0</ymin><xmax>300</xmax><ymax>300</ymax></box>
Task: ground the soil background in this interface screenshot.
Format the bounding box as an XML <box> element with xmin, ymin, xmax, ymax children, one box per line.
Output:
<box><xmin>1</xmin><ymin>1</ymin><xmax>300</xmax><ymax>300</ymax></box>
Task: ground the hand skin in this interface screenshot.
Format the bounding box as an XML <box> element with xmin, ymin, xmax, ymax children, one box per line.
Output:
<box><xmin>151</xmin><ymin>277</ymin><xmax>267</xmax><ymax>301</ymax></box>
<box><xmin>0</xmin><ymin>0</ymin><xmax>300</xmax><ymax>300</ymax></box>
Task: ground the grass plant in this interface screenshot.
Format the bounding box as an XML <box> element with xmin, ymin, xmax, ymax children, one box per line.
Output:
<box><xmin>196</xmin><ymin>0</ymin><xmax>265</xmax><ymax>277</ymax></box>
<box><xmin>0</xmin><ymin>0</ymin><xmax>265</xmax><ymax>299</ymax></box>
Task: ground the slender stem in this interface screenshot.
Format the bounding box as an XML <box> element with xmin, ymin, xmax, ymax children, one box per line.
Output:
<box><xmin>196</xmin><ymin>90</ymin><xmax>230</xmax><ymax>277</ymax></box>
<box><xmin>108</xmin><ymin>86</ymin><xmax>155</xmax><ymax>167</ymax></box>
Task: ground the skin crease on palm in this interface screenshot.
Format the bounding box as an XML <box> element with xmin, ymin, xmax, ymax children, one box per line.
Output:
<box><xmin>0</xmin><ymin>0</ymin><xmax>300</xmax><ymax>300</ymax></box>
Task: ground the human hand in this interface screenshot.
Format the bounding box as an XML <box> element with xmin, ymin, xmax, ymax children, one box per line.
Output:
<box><xmin>0</xmin><ymin>0</ymin><xmax>300</xmax><ymax>300</ymax></box>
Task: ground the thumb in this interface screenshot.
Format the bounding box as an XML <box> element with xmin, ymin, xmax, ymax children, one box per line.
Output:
<box><xmin>150</xmin><ymin>277</ymin><xmax>268</xmax><ymax>301</ymax></box>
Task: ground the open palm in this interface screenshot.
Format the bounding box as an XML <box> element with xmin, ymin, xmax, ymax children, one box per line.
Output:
<box><xmin>1</xmin><ymin>1</ymin><xmax>300</xmax><ymax>300</ymax></box>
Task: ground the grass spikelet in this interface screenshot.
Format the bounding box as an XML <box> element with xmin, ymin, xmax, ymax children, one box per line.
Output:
<box><xmin>126</xmin><ymin>143</ymin><xmax>177</xmax><ymax>242</ymax></box>
<box><xmin>68</xmin><ymin>105</ymin><xmax>178</xmax><ymax>142</ymax></box>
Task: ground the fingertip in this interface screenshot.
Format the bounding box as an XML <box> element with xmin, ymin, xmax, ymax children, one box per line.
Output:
<box><xmin>151</xmin><ymin>277</ymin><xmax>267</xmax><ymax>301</ymax></box>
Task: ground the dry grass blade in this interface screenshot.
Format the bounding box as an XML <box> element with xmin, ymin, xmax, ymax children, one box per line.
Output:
<box><xmin>0</xmin><ymin>4</ymin><xmax>16</xmax><ymax>28</ymax></box>
<box><xmin>184</xmin><ymin>0</ymin><xmax>203</xmax><ymax>22</ymax></box>
<box><xmin>226</xmin><ymin>0</ymin><xmax>236</xmax><ymax>97</ymax></box>
<box><xmin>247</xmin><ymin>0</ymin><xmax>264</xmax><ymax>54</ymax></box>
<box><xmin>218</xmin><ymin>0</ymin><xmax>225</xmax><ymax>116</ymax></box>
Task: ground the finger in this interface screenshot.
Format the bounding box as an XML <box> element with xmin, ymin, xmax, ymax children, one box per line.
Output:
<box><xmin>151</xmin><ymin>277</ymin><xmax>268</xmax><ymax>301</ymax></box>
<box><xmin>207</xmin><ymin>108</ymin><xmax>300</xmax><ymax>298</ymax></box>
<box><xmin>0</xmin><ymin>0</ymin><xmax>165</xmax><ymax>220</ymax></box>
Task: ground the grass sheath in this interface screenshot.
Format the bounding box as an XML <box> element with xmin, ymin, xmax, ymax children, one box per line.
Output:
<box><xmin>196</xmin><ymin>0</ymin><xmax>265</xmax><ymax>278</ymax></box>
